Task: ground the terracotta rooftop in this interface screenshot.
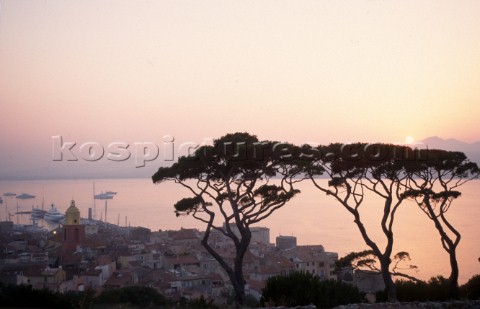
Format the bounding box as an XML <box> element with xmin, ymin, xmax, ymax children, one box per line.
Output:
<box><xmin>105</xmin><ymin>272</ymin><xmax>132</xmax><ymax>288</ymax></box>
<box><xmin>246</xmin><ymin>279</ymin><xmax>266</xmax><ymax>292</ymax></box>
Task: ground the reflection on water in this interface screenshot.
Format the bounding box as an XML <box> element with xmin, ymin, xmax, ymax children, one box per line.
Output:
<box><xmin>1</xmin><ymin>178</ymin><xmax>479</xmax><ymax>283</ymax></box>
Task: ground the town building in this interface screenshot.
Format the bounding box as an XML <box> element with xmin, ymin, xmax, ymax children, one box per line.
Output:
<box><xmin>276</xmin><ymin>235</ymin><xmax>297</xmax><ymax>250</ymax></box>
<box><xmin>1</xmin><ymin>213</ymin><xmax>339</xmax><ymax>305</ymax></box>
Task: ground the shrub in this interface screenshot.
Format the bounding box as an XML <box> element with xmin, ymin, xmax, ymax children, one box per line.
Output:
<box><xmin>261</xmin><ymin>271</ymin><xmax>362</xmax><ymax>308</ymax></box>
<box><xmin>175</xmin><ymin>295</ymin><xmax>219</xmax><ymax>309</ymax></box>
<box><xmin>95</xmin><ymin>286</ymin><xmax>167</xmax><ymax>308</ymax></box>
<box><xmin>0</xmin><ymin>283</ymin><xmax>94</xmax><ymax>308</ymax></box>
<box><xmin>461</xmin><ymin>274</ymin><xmax>480</xmax><ymax>299</ymax></box>
<box><xmin>393</xmin><ymin>276</ymin><xmax>452</xmax><ymax>302</ymax></box>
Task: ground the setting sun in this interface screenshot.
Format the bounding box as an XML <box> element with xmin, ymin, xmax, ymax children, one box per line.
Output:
<box><xmin>405</xmin><ymin>136</ymin><xmax>415</xmax><ymax>144</ymax></box>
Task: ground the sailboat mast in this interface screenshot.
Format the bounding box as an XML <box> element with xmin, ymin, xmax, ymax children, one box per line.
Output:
<box><xmin>93</xmin><ymin>181</ymin><xmax>96</xmax><ymax>221</ymax></box>
<box><xmin>104</xmin><ymin>199</ymin><xmax>107</xmax><ymax>229</ymax></box>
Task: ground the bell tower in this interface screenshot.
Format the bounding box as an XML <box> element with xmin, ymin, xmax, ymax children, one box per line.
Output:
<box><xmin>62</xmin><ymin>200</ymin><xmax>86</xmax><ymax>256</ymax></box>
<box><xmin>65</xmin><ymin>200</ymin><xmax>81</xmax><ymax>225</ymax></box>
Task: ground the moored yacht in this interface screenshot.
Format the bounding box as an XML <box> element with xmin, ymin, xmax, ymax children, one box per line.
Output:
<box><xmin>44</xmin><ymin>204</ymin><xmax>64</xmax><ymax>222</ymax></box>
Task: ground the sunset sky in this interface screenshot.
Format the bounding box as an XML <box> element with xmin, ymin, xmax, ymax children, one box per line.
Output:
<box><xmin>1</xmin><ymin>0</ymin><xmax>480</xmax><ymax>180</ymax></box>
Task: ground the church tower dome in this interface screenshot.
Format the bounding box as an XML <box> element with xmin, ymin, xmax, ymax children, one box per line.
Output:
<box><xmin>65</xmin><ymin>200</ymin><xmax>81</xmax><ymax>225</ymax></box>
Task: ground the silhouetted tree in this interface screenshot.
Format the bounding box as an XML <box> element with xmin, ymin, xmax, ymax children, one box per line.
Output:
<box><xmin>296</xmin><ymin>143</ymin><xmax>421</xmax><ymax>302</ymax></box>
<box><xmin>152</xmin><ymin>133</ymin><xmax>300</xmax><ymax>306</ymax></box>
<box><xmin>402</xmin><ymin>149</ymin><xmax>479</xmax><ymax>298</ymax></box>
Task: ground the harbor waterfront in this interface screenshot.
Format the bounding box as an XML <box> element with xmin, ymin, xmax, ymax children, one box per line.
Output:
<box><xmin>1</xmin><ymin>177</ymin><xmax>479</xmax><ymax>284</ymax></box>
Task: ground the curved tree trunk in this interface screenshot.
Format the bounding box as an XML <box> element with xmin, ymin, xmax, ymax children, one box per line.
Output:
<box><xmin>201</xmin><ymin>225</ymin><xmax>250</xmax><ymax>307</ymax></box>
<box><xmin>379</xmin><ymin>257</ymin><xmax>397</xmax><ymax>302</ymax></box>
<box><xmin>435</xmin><ymin>227</ymin><xmax>460</xmax><ymax>298</ymax></box>
<box><xmin>430</xmin><ymin>226</ymin><xmax>460</xmax><ymax>298</ymax></box>
<box><xmin>232</xmin><ymin>233</ymin><xmax>251</xmax><ymax>307</ymax></box>
<box><xmin>230</xmin><ymin>274</ymin><xmax>245</xmax><ymax>308</ymax></box>
<box><xmin>353</xmin><ymin>214</ymin><xmax>398</xmax><ymax>302</ymax></box>
<box><xmin>233</xmin><ymin>258</ymin><xmax>246</xmax><ymax>306</ymax></box>
<box><xmin>423</xmin><ymin>196</ymin><xmax>460</xmax><ymax>299</ymax></box>
<box><xmin>448</xmin><ymin>248</ymin><xmax>459</xmax><ymax>298</ymax></box>
<box><xmin>202</xmin><ymin>238</ymin><xmax>247</xmax><ymax>307</ymax></box>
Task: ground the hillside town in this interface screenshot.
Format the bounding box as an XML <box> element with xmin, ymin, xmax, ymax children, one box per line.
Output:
<box><xmin>0</xmin><ymin>200</ymin><xmax>345</xmax><ymax>305</ymax></box>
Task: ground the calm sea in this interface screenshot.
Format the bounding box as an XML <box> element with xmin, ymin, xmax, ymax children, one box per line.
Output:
<box><xmin>1</xmin><ymin>178</ymin><xmax>479</xmax><ymax>284</ymax></box>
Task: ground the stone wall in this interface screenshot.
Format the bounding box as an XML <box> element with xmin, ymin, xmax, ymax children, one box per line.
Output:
<box><xmin>334</xmin><ymin>300</ymin><xmax>480</xmax><ymax>309</ymax></box>
<box><xmin>260</xmin><ymin>301</ymin><xmax>480</xmax><ymax>309</ymax></box>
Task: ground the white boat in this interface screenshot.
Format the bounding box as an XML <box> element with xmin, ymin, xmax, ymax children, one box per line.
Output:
<box><xmin>44</xmin><ymin>204</ymin><xmax>64</xmax><ymax>222</ymax></box>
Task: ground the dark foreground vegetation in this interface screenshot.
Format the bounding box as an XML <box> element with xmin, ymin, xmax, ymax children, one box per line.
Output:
<box><xmin>1</xmin><ymin>274</ymin><xmax>478</xmax><ymax>309</ymax></box>
<box><xmin>261</xmin><ymin>272</ymin><xmax>480</xmax><ymax>308</ymax></box>
<box><xmin>0</xmin><ymin>283</ymin><xmax>218</xmax><ymax>309</ymax></box>
<box><xmin>261</xmin><ymin>272</ymin><xmax>363</xmax><ymax>308</ymax></box>
<box><xmin>377</xmin><ymin>274</ymin><xmax>480</xmax><ymax>303</ymax></box>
